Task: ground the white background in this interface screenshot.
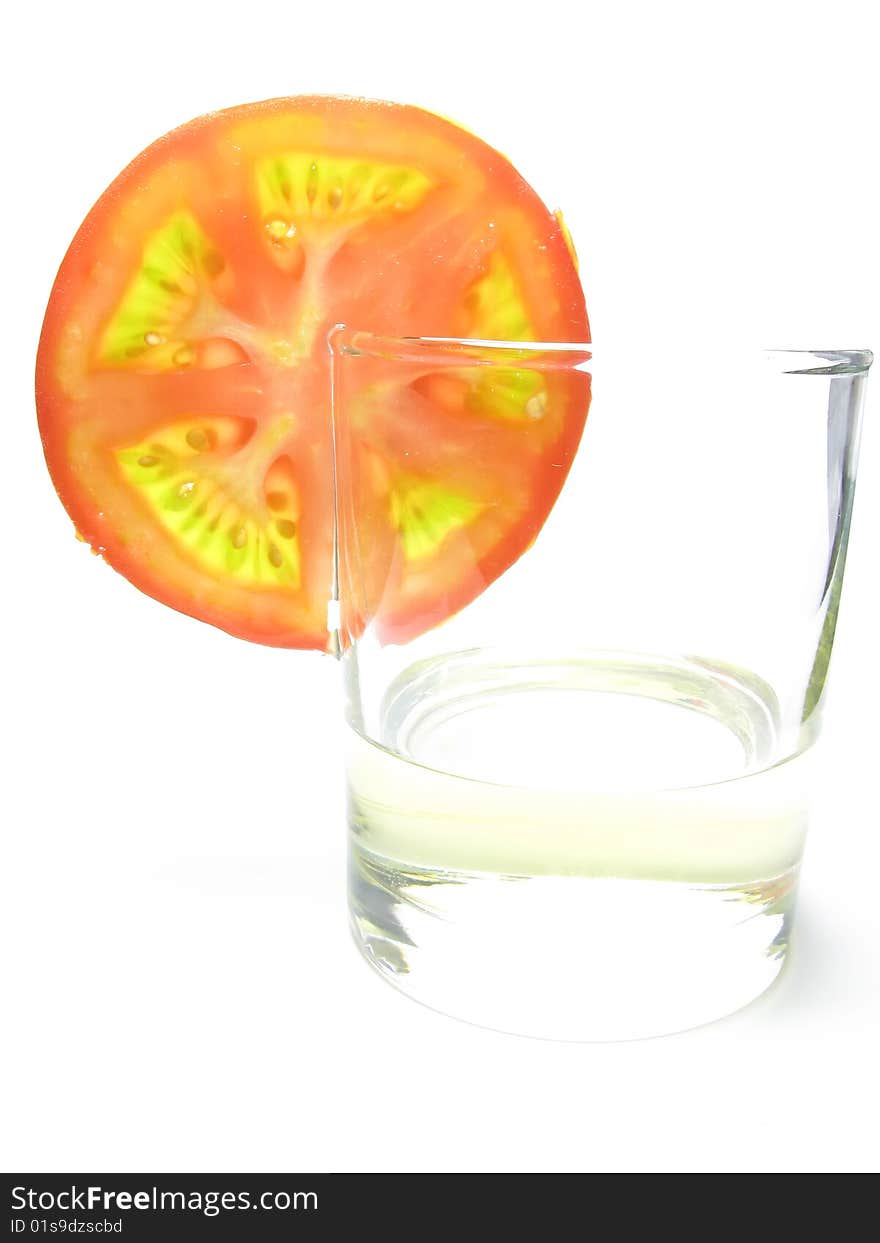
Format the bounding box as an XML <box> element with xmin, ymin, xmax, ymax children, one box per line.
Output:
<box><xmin>2</xmin><ymin>0</ymin><xmax>879</xmax><ymax>1173</ymax></box>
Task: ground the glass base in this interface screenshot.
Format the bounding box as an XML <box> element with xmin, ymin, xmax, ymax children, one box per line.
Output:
<box><xmin>349</xmin><ymin>845</ymin><xmax>796</xmax><ymax>1041</ymax></box>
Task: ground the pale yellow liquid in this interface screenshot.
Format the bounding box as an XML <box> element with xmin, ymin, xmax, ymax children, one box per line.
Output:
<box><xmin>347</xmin><ymin>652</ymin><xmax>811</xmax><ymax>1039</ymax></box>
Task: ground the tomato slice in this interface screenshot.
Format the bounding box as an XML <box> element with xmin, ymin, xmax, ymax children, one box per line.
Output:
<box><xmin>36</xmin><ymin>96</ymin><xmax>589</xmax><ymax>649</ymax></box>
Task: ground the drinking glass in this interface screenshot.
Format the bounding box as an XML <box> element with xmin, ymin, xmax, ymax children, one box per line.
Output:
<box><xmin>329</xmin><ymin>330</ymin><xmax>871</xmax><ymax>1040</ymax></box>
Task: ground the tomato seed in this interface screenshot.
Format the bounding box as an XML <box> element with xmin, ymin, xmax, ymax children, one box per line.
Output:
<box><xmin>202</xmin><ymin>250</ymin><xmax>225</xmax><ymax>277</ymax></box>
<box><xmin>186</xmin><ymin>427</ymin><xmax>210</xmax><ymax>451</ymax></box>
<box><xmin>306</xmin><ymin>162</ymin><xmax>319</xmax><ymax>204</ymax></box>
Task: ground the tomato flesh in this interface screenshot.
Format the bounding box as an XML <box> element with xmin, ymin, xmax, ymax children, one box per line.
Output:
<box><xmin>36</xmin><ymin>97</ymin><xmax>589</xmax><ymax>649</ymax></box>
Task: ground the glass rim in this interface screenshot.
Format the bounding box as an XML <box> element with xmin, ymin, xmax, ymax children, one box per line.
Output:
<box><xmin>328</xmin><ymin>326</ymin><xmax>873</xmax><ymax>376</ymax></box>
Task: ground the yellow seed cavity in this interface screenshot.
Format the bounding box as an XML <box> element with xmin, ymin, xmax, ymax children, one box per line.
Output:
<box><xmin>256</xmin><ymin>154</ymin><xmax>432</xmax><ymax>230</ymax></box>
<box><xmin>265</xmin><ymin>218</ymin><xmax>289</xmax><ymax>240</ymax></box>
<box><xmin>391</xmin><ymin>480</ymin><xmax>482</xmax><ymax>561</ymax></box>
<box><xmin>99</xmin><ymin>213</ymin><xmax>222</xmax><ymax>365</ymax></box>
<box><xmin>464</xmin><ymin>253</ymin><xmax>533</xmax><ymax>341</ymax></box>
<box><xmin>185</xmin><ymin>427</ymin><xmax>210</xmax><ymax>451</ymax></box>
<box><xmin>117</xmin><ymin>427</ymin><xmax>302</xmax><ymax>588</ymax></box>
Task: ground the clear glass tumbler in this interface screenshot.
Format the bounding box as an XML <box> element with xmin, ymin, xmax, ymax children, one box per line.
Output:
<box><xmin>329</xmin><ymin>331</ymin><xmax>871</xmax><ymax>1040</ymax></box>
